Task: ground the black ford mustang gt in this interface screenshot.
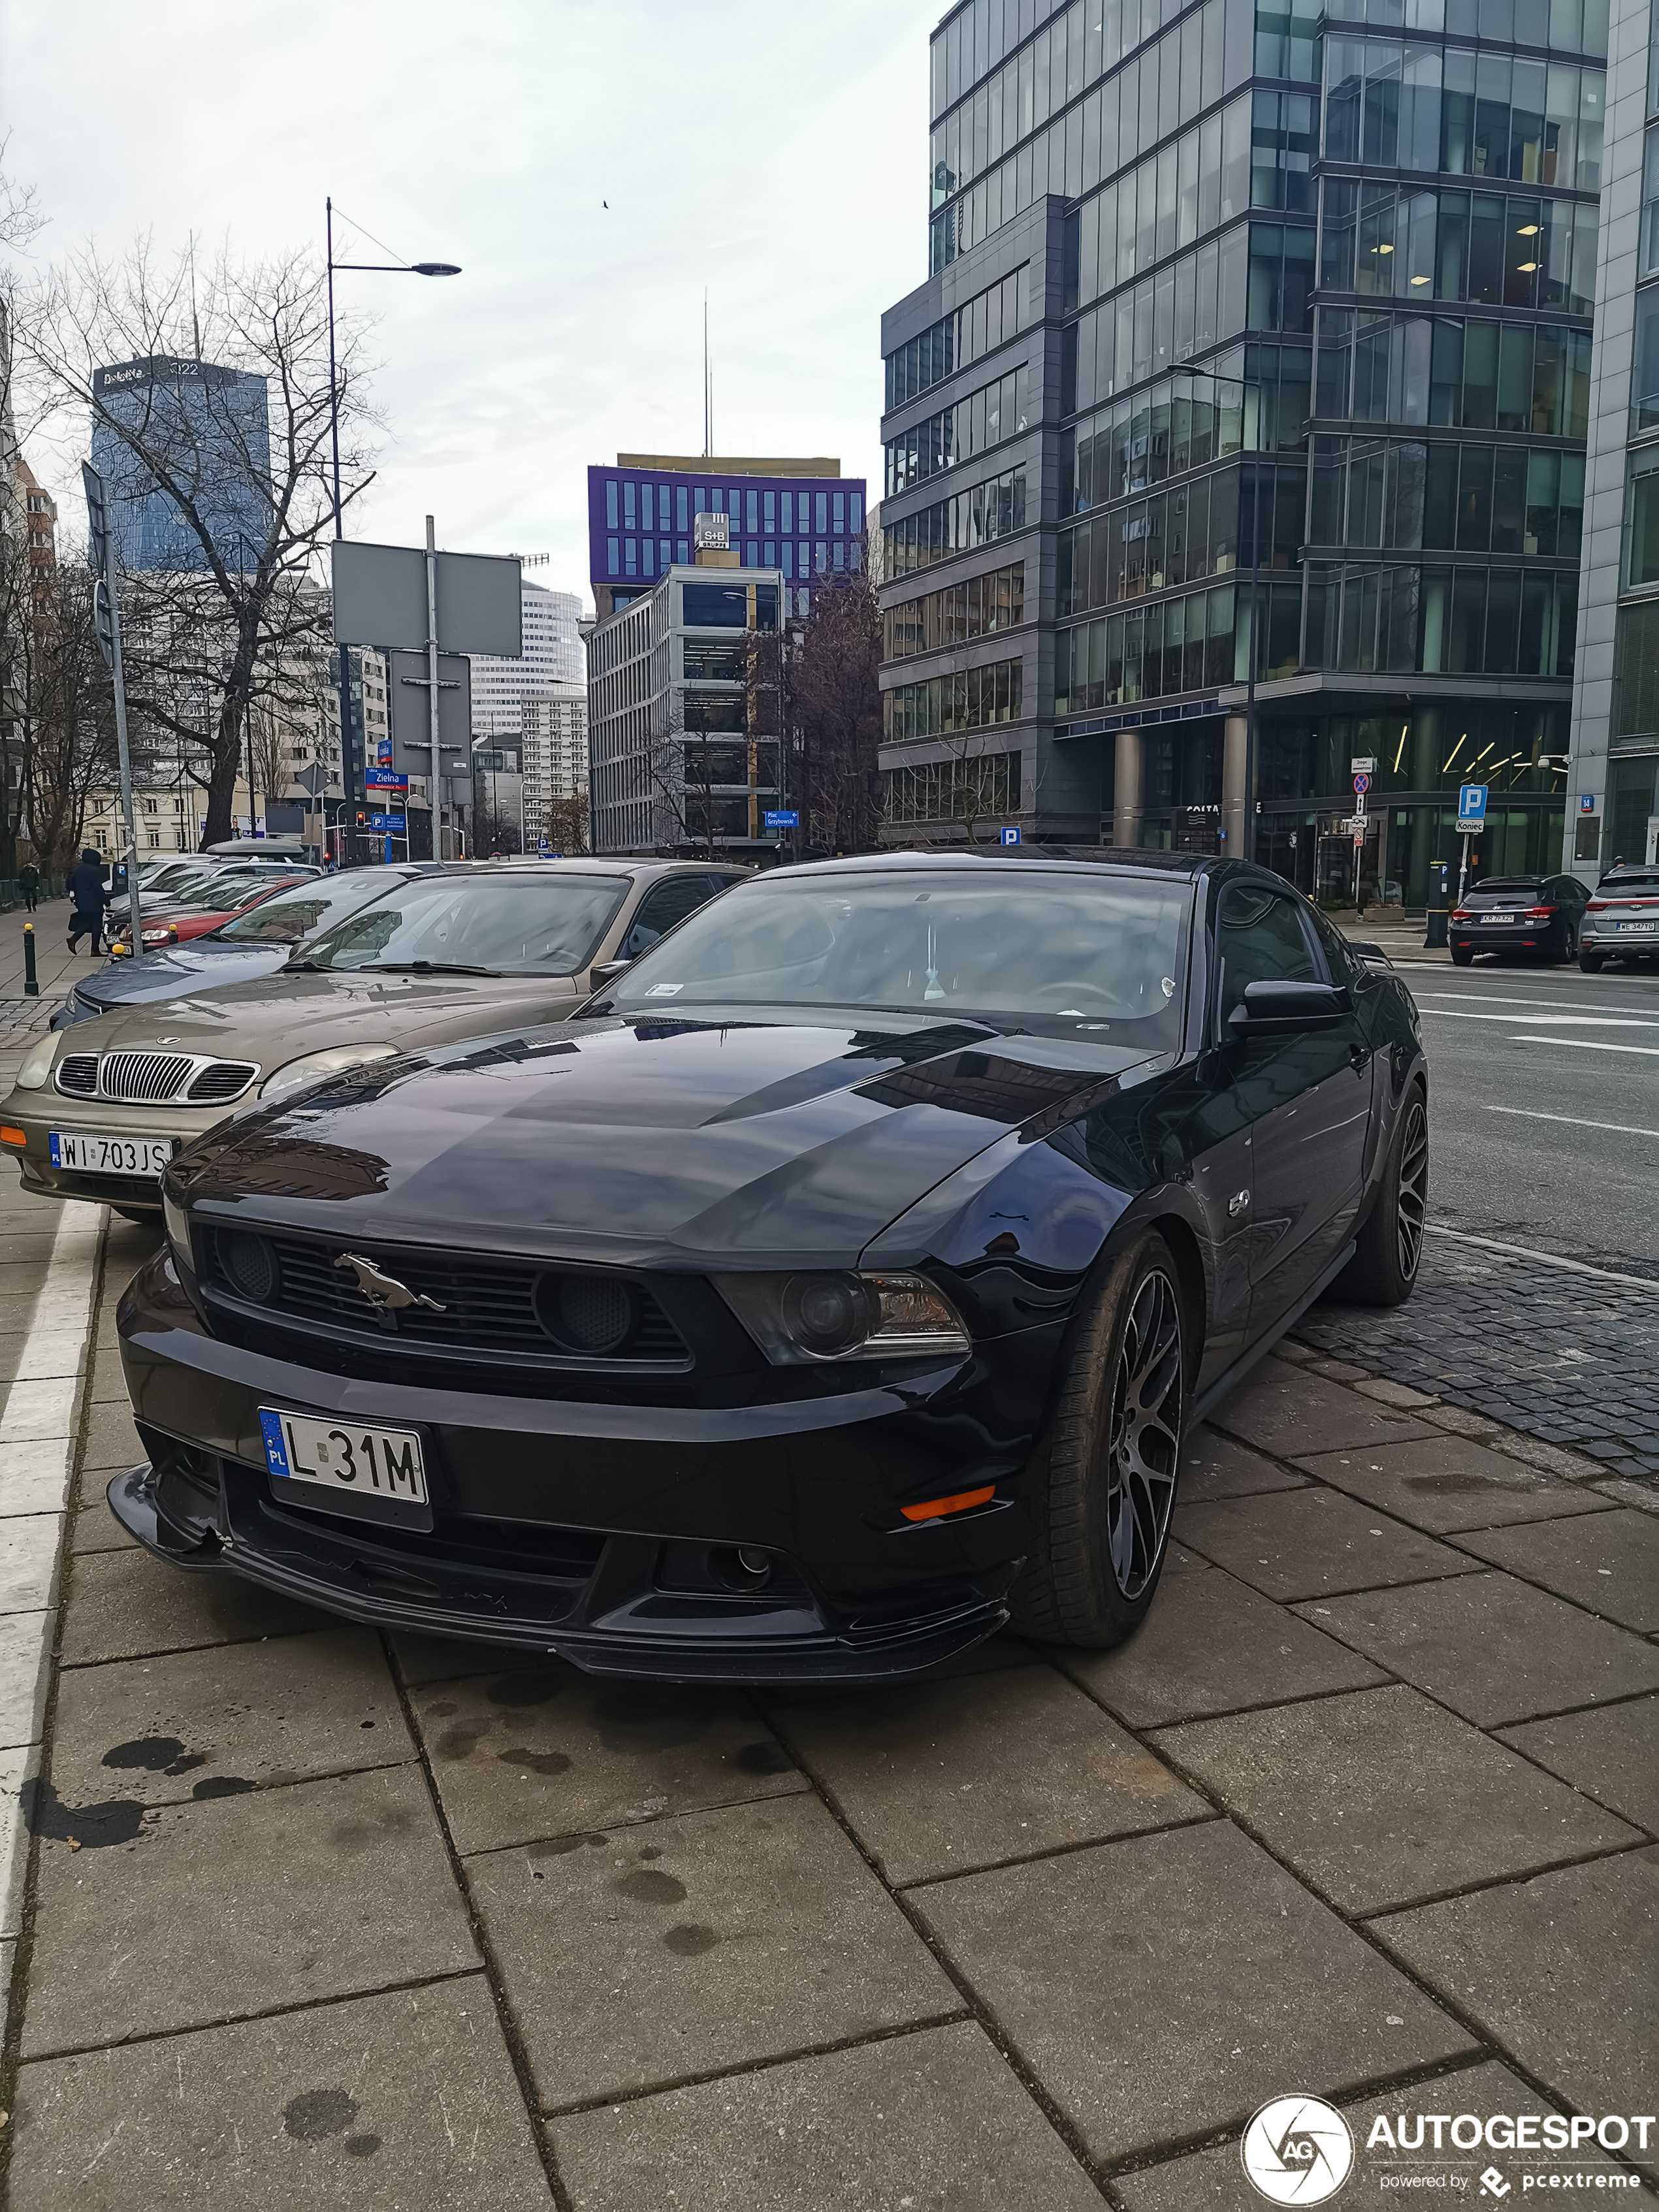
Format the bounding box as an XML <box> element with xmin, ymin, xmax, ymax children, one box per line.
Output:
<box><xmin>112</xmin><ymin>851</ymin><xmax>1428</xmax><ymax>1684</ymax></box>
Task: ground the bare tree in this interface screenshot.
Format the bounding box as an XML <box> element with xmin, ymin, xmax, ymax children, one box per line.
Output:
<box><xmin>790</xmin><ymin>558</ymin><xmax>881</xmax><ymax>854</ymax></box>
<box><xmin>8</xmin><ymin>234</ymin><xmax>376</xmax><ymax>846</ymax></box>
<box><xmin>541</xmin><ymin>793</ymin><xmax>589</xmax><ymax>854</ymax></box>
<box><xmin>10</xmin><ymin>556</ymin><xmax>121</xmax><ymax>871</ymax></box>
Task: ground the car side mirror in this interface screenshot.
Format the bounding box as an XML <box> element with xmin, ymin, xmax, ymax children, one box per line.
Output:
<box><xmin>1227</xmin><ymin>980</ymin><xmax>1351</xmax><ymax>1033</ymax></box>
<box><xmin>590</xmin><ymin>959</ymin><xmax>634</xmax><ymax>987</ymax></box>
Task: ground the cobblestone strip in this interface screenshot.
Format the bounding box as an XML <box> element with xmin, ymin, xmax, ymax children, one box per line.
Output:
<box><xmin>1293</xmin><ymin>1238</ymin><xmax>1659</xmax><ymax>1484</ymax></box>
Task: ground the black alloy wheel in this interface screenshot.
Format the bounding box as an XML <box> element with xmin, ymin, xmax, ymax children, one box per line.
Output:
<box><xmin>1331</xmin><ymin>1083</ymin><xmax>1428</xmax><ymax>1307</ymax></box>
<box><xmin>1010</xmin><ymin>1230</ymin><xmax>1185</xmax><ymax>1648</ymax></box>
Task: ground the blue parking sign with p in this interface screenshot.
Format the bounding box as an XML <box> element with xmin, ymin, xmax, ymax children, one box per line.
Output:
<box><xmin>1457</xmin><ymin>784</ymin><xmax>1487</xmax><ymax>827</ymax></box>
<box><xmin>999</xmin><ymin>825</ymin><xmax>1022</xmax><ymax>845</ymax></box>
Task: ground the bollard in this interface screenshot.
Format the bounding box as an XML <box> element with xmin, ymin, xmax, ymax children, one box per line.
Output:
<box><xmin>22</xmin><ymin>922</ymin><xmax>39</xmax><ymax>997</ymax></box>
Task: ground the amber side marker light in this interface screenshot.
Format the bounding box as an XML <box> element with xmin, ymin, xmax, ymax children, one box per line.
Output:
<box><xmin>1</xmin><ymin>1127</ymin><xmax>27</xmax><ymax>1147</ymax></box>
<box><xmin>900</xmin><ymin>1484</ymin><xmax>996</xmax><ymax>1523</ymax></box>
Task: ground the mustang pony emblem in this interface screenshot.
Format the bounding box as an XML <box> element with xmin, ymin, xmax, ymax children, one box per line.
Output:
<box><xmin>333</xmin><ymin>1252</ymin><xmax>446</xmax><ymax>1314</ymax></box>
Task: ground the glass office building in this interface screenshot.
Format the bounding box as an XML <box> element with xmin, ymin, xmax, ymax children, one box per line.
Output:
<box><xmin>588</xmin><ymin>456</ymin><xmax>867</xmax><ymax>621</ymax></box>
<box><xmin>1564</xmin><ymin>0</ymin><xmax>1659</xmax><ymax>874</ymax></box>
<box><xmin>90</xmin><ymin>355</ymin><xmax>273</xmax><ymax>573</ymax></box>
<box><xmin>878</xmin><ymin>0</ymin><xmax>1605</xmax><ymax>897</ymax></box>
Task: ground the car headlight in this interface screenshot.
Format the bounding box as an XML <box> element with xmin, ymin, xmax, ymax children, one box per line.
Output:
<box><xmin>713</xmin><ymin>1270</ymin><xmax>971</xmax><ymax>1365</ymax></box>
<box><xmin>14</xmin><ymin>1034</ymin><xmax>60</xmax><ymax>1091</ymax></box>
<box><xmin>259</xmin><ymin>1044</ymin><xmax>400</xmax><ymax>1103</ymax></box>
<box><xmin>162</xmin><ymin>1187</ymin><xmax>191</xmax><ymax>1270</ymax></box>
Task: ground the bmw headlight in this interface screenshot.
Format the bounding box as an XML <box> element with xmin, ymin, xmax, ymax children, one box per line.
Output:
<box><xmin>14</xmin><ymin>1035</ymin><xmax>60</xmax><ymax>1091</ymax></box>
<box><xmin>713</xmin><ymin>1271</ymin><xmax>971</xmax><ymax>1365</ymax></box>
<box><xmin>259</xmin><ymin>1044</ymin><xmax>400</xmax><ymax>1103</ymax></box>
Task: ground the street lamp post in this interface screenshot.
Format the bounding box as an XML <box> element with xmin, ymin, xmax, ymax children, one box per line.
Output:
<box><xmin>323</xmin><ymin>199</ymin><xmax>459</xmax><ymax>863</ymax></box>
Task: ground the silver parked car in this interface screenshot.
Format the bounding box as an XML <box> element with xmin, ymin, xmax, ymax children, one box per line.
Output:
<box><xmin>1580</xmin><ymin>865</ymin><xmax>1659</xmax><ymax>970</ymax></box>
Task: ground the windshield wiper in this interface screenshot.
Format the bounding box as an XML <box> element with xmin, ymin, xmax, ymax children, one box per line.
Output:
<box><xmin>361</xmin><ymin>959</ymin><xmax>502</xmax><ymax>977</ymax></box>
<box><xmin>284</xmin><ymin>957</ymin><xmax>330</xmax><ymax>970</ymax></box>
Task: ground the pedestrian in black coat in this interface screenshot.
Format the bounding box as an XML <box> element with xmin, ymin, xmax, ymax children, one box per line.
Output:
<box><xmin>66</xmin><ymin>849</ymin><xmax>109</xmax><ymax>955</ymax></box>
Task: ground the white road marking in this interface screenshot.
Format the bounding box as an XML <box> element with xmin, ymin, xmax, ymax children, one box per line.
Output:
<box><xmin>1483</xmin><ymin>1104</ymin><xmax>1659</xmax><ymax>1140</ymax></box>
<box><xmin>1425</xmin><ymin>1224</ymin><xmax>1659</xmax><ymax>1290</ymax></box>
<box><xmin>1415</xmin><ymin>1009</ymin><xmax>1659</xmax><ymax>1027</ymax></box>
<box><xmin>1414</xmin><ymin>991</ymin><xmax>1659</xmax><ymax>1016</ymax></box>
<box><xmin>0</xmin><ymin>1201</ymin><xmax>103</xmax><ymax>1961</ymax></box>
<box><xmin>1513</xmin><ymin>1034</ymin><xmax>1659</xmax><ymax>1055</ymax></box>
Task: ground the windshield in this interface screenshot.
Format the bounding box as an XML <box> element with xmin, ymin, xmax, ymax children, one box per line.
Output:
<box><xmin>298</xmin><ymin>873</ymin><xmax>630</xmax><ymax>976</ymax></box>
<box><xmin>216</xmin><ymin>869</ymin><xmax>406</xmax><ymax>947</ymax></box>
<box><xmin>602</xmin><ymin>869</ymin><xmax>1191</xmax><ymax>1038</ymax></box>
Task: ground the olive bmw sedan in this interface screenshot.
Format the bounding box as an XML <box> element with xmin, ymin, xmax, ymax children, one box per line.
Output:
<box><xmin>110</xmin><ymin>851</ymin><xmax>1428</xmax><ymax>1684</ymax></box>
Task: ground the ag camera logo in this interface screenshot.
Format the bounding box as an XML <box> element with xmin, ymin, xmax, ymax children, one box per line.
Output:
<box><xmin>1242</xmin><ymin>2096</ymin><xmax>1356</xmax><ymax>2204</ymax></box>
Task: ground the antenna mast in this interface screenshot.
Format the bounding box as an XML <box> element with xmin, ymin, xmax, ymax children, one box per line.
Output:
<box><xmin>703</xmin><ymin>290</ymin><xmax>712</xmax><ymax>458</ymax></box>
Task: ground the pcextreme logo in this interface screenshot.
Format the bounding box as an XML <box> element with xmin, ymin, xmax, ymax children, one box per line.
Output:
<box><xmin>1242</xmin><ymin>2098</ymin><xmax>1655</xmax><ymax>2203</ymax></box>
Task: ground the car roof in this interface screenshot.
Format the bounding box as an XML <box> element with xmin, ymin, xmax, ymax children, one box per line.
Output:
<box><xmin>760</xmin><ymin>846</ymin><xmax>1223</xmax><ymax>884</ymax></box>
<box><xmin>460</xmin><ymin>857</ymin><xmax>749</xmax><ymax>878</ymax></box>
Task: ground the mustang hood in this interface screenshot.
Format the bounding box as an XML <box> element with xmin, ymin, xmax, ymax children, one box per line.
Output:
<box><xmin>178</xmin><ymin>1015</ymin><xmax>1162</xmax><ymax>1270</ymax></box>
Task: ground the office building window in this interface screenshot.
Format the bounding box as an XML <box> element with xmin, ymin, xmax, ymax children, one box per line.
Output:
<box><xmin>694</xmin><ymin>487</ymin><xmax>707</xmax><ymax>513</ymax></box>
<box><xmin>606</xmin><ymin>481</ymin><xmax>619</xmax><ymax>527</ymax></box>
<box><xmin>851</xmin><ymin>493</ymin><xmax>864</xmax><ymax>531</ymax></box>
<box><xmin>816</xmin><ymin>541</ymin><xmax>828</xmax><ymax>573</ymax></box>
<box><xmin>816</xmin><ymin>493</ymin><xmax>828</xmax><ymax>532</ymax></box>
<box><xmin>624</xmin><ymin>538</ymin><xmax>637</xmax><ymax>575</ymax></box>
<box><xmin>747</xmin><ymin>489</ymin><xmax>758</xmax><ymax>531</ymax></box>
<box><xmin>624</xmin><ymin>481</ymin><xmax>636</xmax><ymax>525</ymax></box>
<box><xmin>677</xmin><ymin>539</ymin><xmax>690</xmax><ymax>564</ymax></box>
<box><xmin>783</xmin><ymin>543</ymin><xmax>794</xmax><ymax>577</ymax></box>
<box><xmin>764</xmin><ymin>540</ymin><xmax>777</xmax><ymax>566</ymax></box>
<box><xmin>799</xmin><ymin>541</ymin><xmax>810</xmax><ymax>575</ymax></box>
<box><xmin>764</xmin><ymin>490</ymin><xmax>775</xmax><ymax>527</ymax></box>
<box><xmin>660</xmin><ymin>539</ymin><xmax>671</xmax><ymax>571</ymax></box>
<box><xmin>607</xmin><ymin>536</ymin><xmax>620</xmax><ymax>572</ymax></box>
<box><xmin>782</xmin><ymin>491</ymin><xmax>794</xmax><ymax>532</ymax></box>
<box><xmin>833</xmin><ymin>541</ymin><xmax>846</xmax><ymax>569</ymax></box>
<box><xmin>643</xmin><ymin>483</ymin><xmax>654</xmax><ymax>530</ymax></box>
<box><xmin>833</xmin><ymin>493</ymin><xmax>845</xmax><ymax>529</ymax></box>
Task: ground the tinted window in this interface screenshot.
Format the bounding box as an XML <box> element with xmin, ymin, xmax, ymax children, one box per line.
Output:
<box><xmin>681</xmin><ymin>583</ymin><xmax>750</xmax><ymax>627</ymax></box>
<box><xmin>605</xmin><ymin>870</ymin><xmax>1191</xmax><ymax>1039</ymax></box>
<box><xmin>1216</xmin><ymin>884</ymin><xmax>1319</xmax><ymax>1012</ymax></box>
<box><xmin>216</xmin><ymin>870</ymin><xmax>407</xmax><ymax>946</ymax></box>
<box><xmin>619</xmin><ymin>876</ymin><xmax>723</xmax><ymax>959</ymax></box>
<box><xmin>302</xmin><ymin>876</ymin><xmax>630</xmax><ymax>976</ymax></box>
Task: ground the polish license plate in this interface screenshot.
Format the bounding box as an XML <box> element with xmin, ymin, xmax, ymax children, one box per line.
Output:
<box><xmin>1616</xmin><ymin>920</ymin><xmax>1656</xmax><ymax>933</ymax></box>
<box><xmin>48</xmin><ymin>1130</ymin><xmax>176</xmax><ymax>1177</ymax></box>
<box><xmin>1480</xmin><ymin>913</ymin><xmax>1519</xmax><ymax>924</ymax></box>
<box><xmin>258</xmin><ymin>1408</ymin><xmax>428</xmax><ymax>1504</ymax></box>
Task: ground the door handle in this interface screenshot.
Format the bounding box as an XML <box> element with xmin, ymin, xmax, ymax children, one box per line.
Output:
<box><xmin>1228</xmin><ymin>1189</ymin><xmax>1251</xmax><ymax>1217</ymax></box>
<box><xmin>1349</xmin><ymin>1043</ymin><xmax>1369</xmax><ymax>1072</ymax></box>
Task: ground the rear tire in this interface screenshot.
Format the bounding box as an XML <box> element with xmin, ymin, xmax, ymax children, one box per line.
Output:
<box><xmin>1330</xmin><ymin>1083</ymin><xmax>1428</xmax><ymax>1307</ymax></box>
<box><xmin>1579</xmin><ymin>950</ymin><xmax>1604</xmax><ymax>973</ymax></box>
<box><xmin>1008</xmin><ymin>1232</ymin><xmax>1185</xmax><ymax>1649</ymax></box>
<box><xmin>1451</xmin><ymin>946</ymin><xmax>1474</xmax><ymax>966</ymax></box>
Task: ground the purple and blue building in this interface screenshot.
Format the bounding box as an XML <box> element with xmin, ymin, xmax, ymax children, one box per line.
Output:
<box><xmin>587</xmin><ymin>454</ymin><xmax>867</xmax><ymax>620</ymax></box>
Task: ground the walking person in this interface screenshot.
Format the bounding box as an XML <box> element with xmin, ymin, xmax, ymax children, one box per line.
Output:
<box><xmin>17</xmin><ymin>860</ymin><xmax>39</xmax><ymax>913</ymax></box>
<box><xmin>65</xmin><ymin>848</ymin><xmax>109</xmax><ymax>957</ymax></box>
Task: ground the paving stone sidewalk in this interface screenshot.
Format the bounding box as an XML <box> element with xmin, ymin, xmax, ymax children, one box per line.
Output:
<box><xmin>1296</xmin><ymin>1238</ymin><xmax>1659</xmax><ymax>1483</ymax></box>
<box><xmin>0</xmin><ymin>1223</ymin><xmax>1655</xmax><ymax>2208</ymax></box>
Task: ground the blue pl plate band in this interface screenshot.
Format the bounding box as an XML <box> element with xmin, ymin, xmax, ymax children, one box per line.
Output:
<box><xmin>257</xmin><ymin>1411</ymin><xmax>292</xmax><ymax>1479</ymax></box>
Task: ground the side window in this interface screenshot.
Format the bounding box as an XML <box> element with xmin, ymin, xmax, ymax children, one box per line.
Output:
<box><xmin>619</xmin><ymin>876</ymin><xmax>720</xmax><ymax>960</ymax></box>
<box><xmin>1304</xmin><ymin>899</ymin><xmax>1358</xmax><ymax>981</ymax></box>
<box><xmin>1216</xmin><ymin>883</ymin><xmax>1320</xmax><ymax>1015</ymax></box>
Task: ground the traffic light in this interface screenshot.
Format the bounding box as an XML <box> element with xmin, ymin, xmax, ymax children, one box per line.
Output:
<box><xmin>353</xmin><ymin>809</ymin><xmax>367</xmax><ymax>827</ymax></box>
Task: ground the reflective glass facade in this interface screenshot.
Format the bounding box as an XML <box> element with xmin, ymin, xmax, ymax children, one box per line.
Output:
<box><xmin>877</xmin><ymin>0</ymin><xmax>1604</xmax><ymax>880</ymax></box>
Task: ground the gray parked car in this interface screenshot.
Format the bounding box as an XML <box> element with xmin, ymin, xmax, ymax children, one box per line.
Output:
<box><xmin>1580</xmin><ymin>864</ymin><xmax>1659</xmax><ymax>970</ymax></box>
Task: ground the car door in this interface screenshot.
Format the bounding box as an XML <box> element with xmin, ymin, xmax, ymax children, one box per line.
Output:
<box><xmin>1214</xmin><ymin>879</ymin><xmax>1374</xmax><ymax>1331</ymax></box>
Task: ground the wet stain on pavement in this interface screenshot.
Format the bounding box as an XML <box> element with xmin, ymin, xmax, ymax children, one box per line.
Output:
<box><xmin>192</xmin><ymin>1776</ymin><xmax>258</xmax><ymax>1801</ymax></box>
<box><xmin>20</xmin><ymin>1777</ymin><xmax>144</xmax><ymax>1848</ymax></box>
<box><xmin>496</xmin><ymin>1747</ymin><xmax>572</xmax><ymax>1777</ymax></box>
<box><xmin>592</xmin><ymin>1687</ymin><xmax>711</xmax><ymax>1755</ymax></box>
<box><xmin>485</xmin><ymin>1669</ymin><xmax>564</xmax><ymax>1708</ymax></box>
<box><xmin>423</xmin><ymin>1701</ymin><xmax>459</xmax><ymax>1718</ymax></box>
<box><xmin>613</xmin><ymin>1868</ymin><xmax>686</xmax><ymax>1904</ymax></box>
<box><xmin>283</xmin><ymin>2089</ymin><xmax>357</xmax><ymax>2141</ymax></box>
<box><xmin>528</xmin><ymin>1832</ymin><xmax>608</xmax><ymax>1858</ymax></box>
<box><xmin>434</xmin><ymin>1724</ymin><xmax>490</xmax><ymax>1762</ymax></box>
<box><xmin>663</xmin><ymin>1923</ymin><xmax>718</xmax><ymax>1955</ymax></box>
<box><xmin>345</xmin><ymin>2135</ymin><xmax>381</xmax><ymax>2157</ymax></box>
<box><xmin>735</xmin><ymin>1740</ymin><xmax>794</xmax><ymax>1775</ymax></box>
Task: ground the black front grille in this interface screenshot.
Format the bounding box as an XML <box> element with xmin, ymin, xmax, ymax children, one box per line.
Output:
<box><xmin>202</xmin><ymin>1230</ymin><xmax>692</xmax><ymax>1371</ymax></box>
<box><xmin>56</xmin><ymin>1053</ymin><xmax>97</xmax><ymax>1096</ymax></box>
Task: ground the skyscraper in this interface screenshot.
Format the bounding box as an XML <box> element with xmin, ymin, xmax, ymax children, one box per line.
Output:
<box><xmin>878</xmin><ymin>0</ymin><xmax>1605</xmax><ymax>897</ymax></box>
<box><xmin>90</xmin><ymin>355</ymin><xmax>273</xmax><ymax>573</ymax></box>
<box><xmin>468</xmin><ymin>579</ymin><xmax>584</xmax><ymax>742</ymax></box>
<box><xmin>588</xmin><ymin>455</ymin><xmax>867</xmax><ymax>621</ymax></box>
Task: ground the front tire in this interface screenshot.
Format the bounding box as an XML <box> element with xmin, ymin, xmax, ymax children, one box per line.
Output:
<box><xmin>1009</xmin><ymin>1232</ymin><xmax>1185</xmax><ymax>1649</ymax></box>
<box><xmin>1331</xmin><ymin>1083</ymin><xmax>1428</xmax><ymax>1307</ymax></box>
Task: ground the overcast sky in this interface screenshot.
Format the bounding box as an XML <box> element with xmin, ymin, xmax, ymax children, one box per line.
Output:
<box><xmin>3</xmin><ymin>0</ymin><xmax>939</xmax><ymax>611</ymax></box>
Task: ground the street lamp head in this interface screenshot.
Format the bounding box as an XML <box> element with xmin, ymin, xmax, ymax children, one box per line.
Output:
<box><xmin>411</xmin><ymin>262</ymin><xmax>462</xmax><ymax>277</ymax></box>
